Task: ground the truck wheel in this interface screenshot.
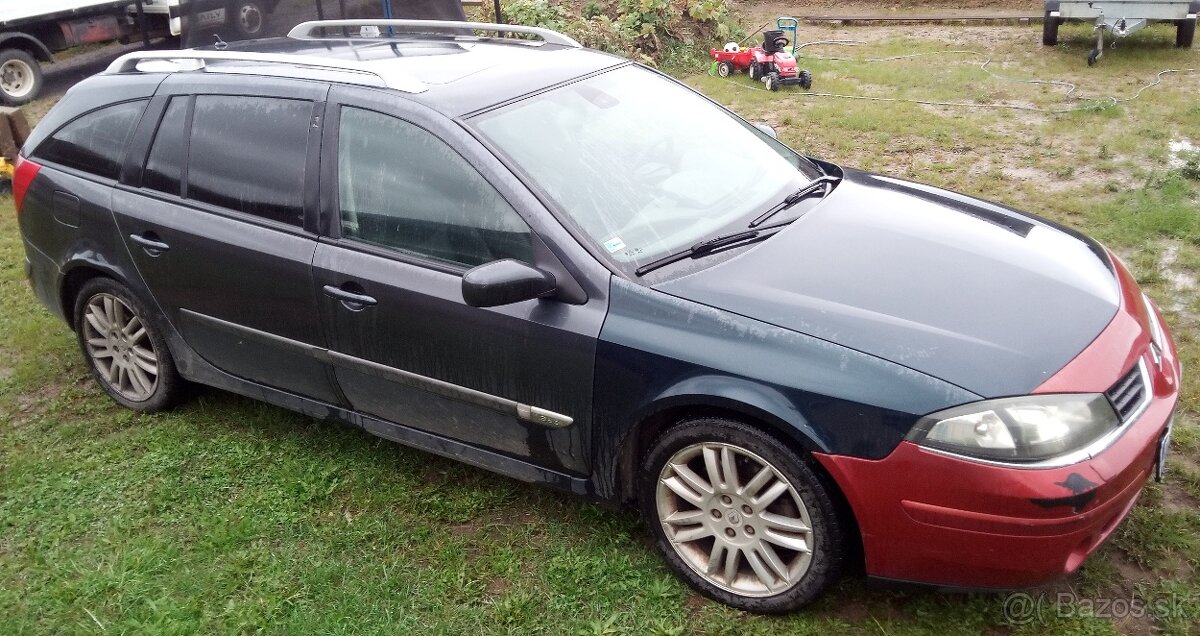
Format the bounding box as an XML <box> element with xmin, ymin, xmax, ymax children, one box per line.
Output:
<box><xmin>0</xmin><ymin>49</ymin><xmax>42</xmax><ymax>106</ymax></box>
<box><xmin>1042</xmin><ymin>12</ymin><xmax>1061</xmax><ymax>45</ymax></box>
<box><xmin>717</xmin><ymin>61</ymin><xmax>734</xmax><ymax>78</ymax></box>
<box><xmin>232</xmin><ymin>1</ymin><xmax>266</xmax><ymax>36</ymax></box>
<box><xmin>1178</xmin><ymin>18</ymin><xmax>1196</xmax><ymax>47</ymax></box>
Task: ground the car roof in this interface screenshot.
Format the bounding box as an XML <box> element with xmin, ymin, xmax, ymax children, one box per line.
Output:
<box><xmin>115</xmin><ymin>31</ymin><xmax>627</xmax><ymax>118</ymax></box>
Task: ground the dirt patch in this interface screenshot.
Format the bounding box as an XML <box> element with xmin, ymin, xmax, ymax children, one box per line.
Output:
<box><xmin>1157</xmin><ymin>240</ymin><xmax>1198</xmax><ymax>321</ymax></box>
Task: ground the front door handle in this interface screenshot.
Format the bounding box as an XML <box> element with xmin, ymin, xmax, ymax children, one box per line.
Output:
<box><xmin>129</xmin><ymin>233</ymin><xmax>170</xmax><ymax>255</ymax></box>
<box><xmin>323</xmin><ymin>284</ymin><xmax>377</xmax><ymax>310</ymax></box>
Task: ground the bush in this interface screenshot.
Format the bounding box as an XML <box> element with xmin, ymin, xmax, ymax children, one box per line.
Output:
<box><xmin>480</xmin><ymin>0</ymin><xmax>736</xmax><ymax>64</ymax></box>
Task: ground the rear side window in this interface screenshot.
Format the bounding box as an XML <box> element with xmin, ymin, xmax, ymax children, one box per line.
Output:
<box><xmin>143</xmin><ymin>97</ymin><xmax>189</xmax><ymax>196</ymax></box>
<box><xmin>33</xmin><ymin>100</ymin><xmax>147</xmax><ymax>180</ymax></box>
<box><xmin>186</xmin><ymin>95</ymin><xmax>311</xmax><ymax>226</ymax></box>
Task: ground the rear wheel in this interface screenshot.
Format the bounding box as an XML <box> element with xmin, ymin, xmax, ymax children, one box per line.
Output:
<box><xmin>73</xmin><ymin>278</ymin><xmax>185</xmax><ymax>412</ymax></box>
<box><xmin>638</xmin><ymin>417</ymin><xmax>845</xmax><ymax>613</ymax></box>
<box><xmin>1042</xmin><ymin>12</ymin><xmax>1061</xmax><ymax>45</ymax></box>
<box><xmin>1178</xmin><ymin>18</ymin><xmax>1196</xmax><ymax>47</ymax></box>
<box><xmin>0</xmin><ymin>49</ymin><xmax>41</xmax><ymax>106</ymax></box>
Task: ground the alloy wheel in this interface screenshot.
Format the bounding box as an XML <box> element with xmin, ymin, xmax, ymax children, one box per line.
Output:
<box><xmin>82</xmin><ymin>293</ymin><xmax>160</xmax><ymax>402</ymax></box>
<box><xmin>656</xmin><ymin>442</ymin><xmax>814</xmax><ymax>597</ymax></box>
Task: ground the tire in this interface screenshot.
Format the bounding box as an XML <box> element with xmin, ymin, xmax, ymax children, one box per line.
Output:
<box><xmin>73</xmin><ymin>278</ymin><xmax>185</xmax><ymax>412</ymax></box>
<box><xmin>798</xmin><ymin>69</ymin><xmax>813</xmax><ymax>90</ymax></box>
<box><xmin>766</xmin><ymin>72</ymin><xmax>780</xmax><ymax>92</ymax></box>
<box><xmin>1042</xmin><ymin>12</ymin><xmax>1060</xmax><ymax>46</ymax></box>
<box><xmin>231</xmin><ymin>1</ymin><xmax>266</xmax><ymax>37</ymax></box>
<box><xmin>748</xmin><ymin>61</ymin><xmax>761</xmax><ymax>81</ymax></box>
<box><xmin>1087</xmin><ymin>47</ymin><xmax>1099</xmax><ymax>66</ymax></box>
<box><xmin>0</xmin><ymin>49</ymin><xmax>42</xmax><ymax>106</ymax></box>
<box><xmin>1178</xmin><ymin>18</ymin><xmax>1196</xmax><ymax>48</ymax></box>
<box><xmin>717</xmin><ymin>61</ymin><xmax>734</xmax><ymax>78</ymax></box>
<box><xmin>638</xmin><ymin>417</ymin><xmax>845</xmax><ymax>613</ymax></box>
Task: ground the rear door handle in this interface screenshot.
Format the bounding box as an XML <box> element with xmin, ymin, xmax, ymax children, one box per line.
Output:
<box><xmin>128</xmin><ymin>233</ymin><xmax>170</xmax><ymax>255</ymax></box>
<box><xmin>323</xmin><ymin>284</ymin><xmax>377</xmax><ymax>310</ymax></box>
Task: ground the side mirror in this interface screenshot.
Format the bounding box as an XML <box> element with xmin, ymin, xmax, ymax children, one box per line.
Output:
<box><xmin>462</xmin><ymin>259</ymin><xmax>557</xmax><ymax>308</ymax></box>
<box><xmin>754</xmin><ymin>122</ymin><xmax>777</xmax><ymax>139</ymax></box>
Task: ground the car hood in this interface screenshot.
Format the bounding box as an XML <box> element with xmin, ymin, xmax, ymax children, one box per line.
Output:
<box><xmin>654</xmin><ymin>169</ymin><xmax>1120</xmax><ymax>398</ymax></box>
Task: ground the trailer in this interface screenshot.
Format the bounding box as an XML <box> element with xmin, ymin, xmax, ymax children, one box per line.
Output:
<box><xmin>1042</xmin><ymin>0</ymin><xmax>1199</xmax><ymax>64</ymax></box>
<box><xmin>0</xmin><ymin>0</ymin><xmax>149</xmax><ymax>104</ymax></box>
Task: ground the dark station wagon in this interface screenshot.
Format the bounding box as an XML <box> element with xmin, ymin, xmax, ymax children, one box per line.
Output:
<box><xmin>14</xmin><ymin>19</ymin><xmax>1181</xmax><ymax>613</ymax></box>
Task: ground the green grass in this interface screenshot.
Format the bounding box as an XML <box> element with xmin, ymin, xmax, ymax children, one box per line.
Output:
<box><xmin>4</xmin><ymin>20</ymin><xmax>1200</xmax><ymax>634</ymax></box>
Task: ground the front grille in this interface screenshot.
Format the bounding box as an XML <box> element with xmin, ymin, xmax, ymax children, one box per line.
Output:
<box><xmin>1105</xmin><ymin>362</ymin><xmax>1147</xmax><ymax>422</ymax></box>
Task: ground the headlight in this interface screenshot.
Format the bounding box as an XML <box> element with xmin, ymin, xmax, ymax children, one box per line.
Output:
<box><xmin>907</xmin><ymin>394</ymin><xmax>1121</xmax><ymax>463</ymax></box>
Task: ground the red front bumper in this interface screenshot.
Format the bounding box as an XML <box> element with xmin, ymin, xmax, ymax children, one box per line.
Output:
<box><xmin>816</xmin><ymin>253</ymin><xmax>1180</xmax><ymax>589</ymax></box>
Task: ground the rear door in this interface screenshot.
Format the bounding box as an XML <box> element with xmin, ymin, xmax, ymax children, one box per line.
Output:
<box><xmin>312</xmin><ymin>86</ymin><xmax>610</xmax><ymax>475</ymax></box>
<box><xmin>112</xmin><ymin>74</ymin><xmax>340</xmax><ymax>403</ymax></box>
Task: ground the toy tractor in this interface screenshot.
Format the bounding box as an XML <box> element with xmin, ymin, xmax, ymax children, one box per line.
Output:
<box><xmin>710</xmin><ymin>30</ymin><xmax>812</xmax><ymax>91</ymax></box>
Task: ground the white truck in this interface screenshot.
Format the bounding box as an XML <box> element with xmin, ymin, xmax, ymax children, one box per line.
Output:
<box><xmin>130</xmin><ymin>0</ymin><xmax>276</xmax><ymax>40</ymax></box>
<box><xmin>0</xmin><ymin>0</ymin><xmax>154</xmax><ymax>104</ymax></box>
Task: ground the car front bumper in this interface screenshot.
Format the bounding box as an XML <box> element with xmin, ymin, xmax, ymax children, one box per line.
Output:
<box><xmin>815</xmin><ymin>253</ymin><xmax>1181</xmax><ymax>589</ymax></box>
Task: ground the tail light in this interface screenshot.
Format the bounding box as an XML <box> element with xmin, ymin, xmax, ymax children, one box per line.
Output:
<box><xmin>13</xmin><ymin>155</ymin><xmax>41</xmax><ymax>215</ymax></box>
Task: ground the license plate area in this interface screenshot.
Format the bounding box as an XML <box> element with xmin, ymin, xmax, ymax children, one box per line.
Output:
<box><xmin>195</xmin><ymin>8</ymin><xmax>226</xmax><ymax>28</ymax></box>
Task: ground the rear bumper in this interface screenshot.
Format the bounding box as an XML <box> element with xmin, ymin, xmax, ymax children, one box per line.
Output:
<box><xmin>816</xmin><ymin>253</ymin><xmax>1180</xmax><ymax>589</ymax></box>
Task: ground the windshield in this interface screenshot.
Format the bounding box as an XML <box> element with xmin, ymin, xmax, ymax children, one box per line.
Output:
<box><xmin>472</xmin><ymin>65</ymin><xmax>820</xmax><ymax>270</ymax></box>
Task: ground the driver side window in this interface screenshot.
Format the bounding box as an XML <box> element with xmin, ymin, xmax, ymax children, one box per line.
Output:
<box><xmin>337</xmin><ymin>107</ymin><xmax>533</xmax><ymax>269</ymax></box>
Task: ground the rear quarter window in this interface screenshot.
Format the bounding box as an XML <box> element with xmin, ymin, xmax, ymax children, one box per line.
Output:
<box><xmin>32</xmin><ymin>100</ymin><xmax>148</xmax><ymax>180</ymax></box>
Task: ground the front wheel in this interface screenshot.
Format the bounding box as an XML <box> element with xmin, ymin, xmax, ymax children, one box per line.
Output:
<box><xmin>638</xmin><ymin>418</ymin><xmax>846</xmax><ymax>613</ymax></box>
<box><xmin>74</xmin><ymin>278</ymin><xmax>186</xmax><ymax>412</ymax></box>
<box><xmin>748</xmin><ymin>61</ymin><xmax>761</xmax><ymax>81</ymax></box>
<box><xmin>798</xmin><ymin>69</ymin><xmax>813</xmax><ymax>90</ymax></box>
<box><xmin>0</xmin><ymin>49</ymin><xmax>42</xmax><ymax>106</ymax></box>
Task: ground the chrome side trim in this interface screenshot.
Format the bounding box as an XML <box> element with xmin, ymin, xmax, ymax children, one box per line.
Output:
<box><xmin>181</xmin><ymin>309</ymin><xmax>572</xmax><ymax>428</ymax></box>
<box><xmin>917</xmin><ymin>359</ymin><xmax>1153</xmax><ymax>470</ymax></box>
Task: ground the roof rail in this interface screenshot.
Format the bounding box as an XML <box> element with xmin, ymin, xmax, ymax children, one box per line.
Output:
<box><xmin>103</xmin><ymin>50</ymin><xmax>428</xmax><ymax>93</ymax></box>
<box><xmin>287</xmin><ymin>19</ymin><xmax>583</xmax><ymax>48</ymax></box>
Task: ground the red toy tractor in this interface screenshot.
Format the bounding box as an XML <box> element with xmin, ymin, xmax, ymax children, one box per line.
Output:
<box><xmin>710</xmin><ymin>30</ymin><xmax>812</xmax><ymax>91</ymax></box>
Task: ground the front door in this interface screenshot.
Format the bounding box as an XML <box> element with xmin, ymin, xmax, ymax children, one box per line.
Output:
<box><xmin>312</xmin><ymin>88</ymin><xmax>607</xmax><ymax>475</ymax></box>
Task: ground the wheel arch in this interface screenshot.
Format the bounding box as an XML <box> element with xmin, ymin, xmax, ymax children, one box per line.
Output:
<box><xmin>611</xmin><ymin>388</ymin><xmax>866</xmax><ymax>572</ymax></box>
<box><xmin>611</xmin><ymin>375</ymin><xmax>833</xmax><ymax>506</ymax></box>
<box><xmin>0</xmin><ymin>33</ymin><xmax>54</xmax><ymax>62</ymax></box>
<box><xmin>59</xmin><ymin>261</ymin><xmax>127</xmax><ymax>330</ymax></box>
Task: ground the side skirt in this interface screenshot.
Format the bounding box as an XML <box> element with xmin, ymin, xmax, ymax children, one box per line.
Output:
<box><xmin>166</xmin><ymin>324</ymin><xmax>598</xmax><ymax>499</ymax></box>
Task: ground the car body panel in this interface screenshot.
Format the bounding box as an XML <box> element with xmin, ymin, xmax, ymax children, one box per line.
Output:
<box><xmin>656</xmin><ymin>169</ymin><xmax>1120</xmax><ymax>398</ymax></box>
<box><xmin>592</xmin><ymin>276</ymin><xmax>982</xmax><ymax>485</ymax></box>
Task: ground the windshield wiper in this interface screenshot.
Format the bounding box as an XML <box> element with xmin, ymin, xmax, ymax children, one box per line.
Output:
<box><xmin>634</xmin><ymin>219</ymin><xmax>795</xmax><ymax>277</ymax></box>
<box><xmin>748</xmin><ymin>175</ymin><xmax>841</xmax><ymax>228</ymax></box>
